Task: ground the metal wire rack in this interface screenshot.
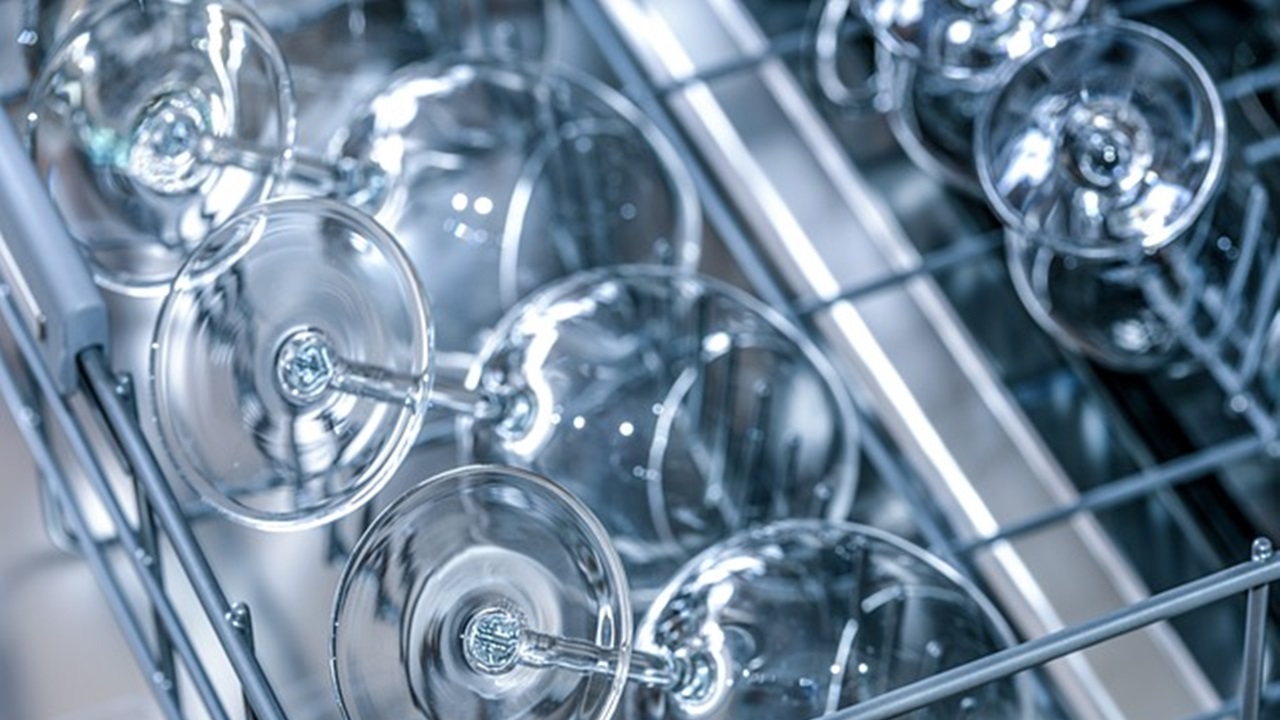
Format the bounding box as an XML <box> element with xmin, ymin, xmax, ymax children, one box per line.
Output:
<box><xmin>3</xmin><ymin>0</ymin><xmax>1280</xmax><ymax>718</ymax></box>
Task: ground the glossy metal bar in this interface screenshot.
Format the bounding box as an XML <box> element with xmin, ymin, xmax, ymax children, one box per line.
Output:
<box><xmin>0</xmin><ymin>325</ymin><xmax>184</xmax><ymax>720</ymax></box>
<box><xmin>820</xmin><ymin>553</ymin><xmax>1280</xmax><ymax>720</ymax></box>
<box><xmin>81</xmin><ymin>346</ymin><xmax>289</xmax><ymax>720</ymax></box>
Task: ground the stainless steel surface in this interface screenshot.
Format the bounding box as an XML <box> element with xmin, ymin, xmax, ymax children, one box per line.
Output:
<box><xmin>597</xmin><ymin>0</ymin><xmax>1223</xmax><ymax>717</ymax></box>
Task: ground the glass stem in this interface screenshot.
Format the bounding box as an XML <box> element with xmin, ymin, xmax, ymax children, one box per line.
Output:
<box><xmin>519</xmin><ymin>629</ymin><xmax>684</xmax><ymax>690</ymax></box>
<box><xmin>428</xmin><ymin>368</ymin><xmax>506</xmax><ymax>421</ymax></box>
<box><xmin>328</xmin><ymin>359</ymin><xmax>425</xmax><ymax>407</ymax></box>
<box><xmin>274</xmin><ymin>328</ymin><xmax>424</xmax><ymax>408</ymax></box>
<box><xmin>197</xmin><ymin>135</ymin><xmax>342</xmax><ymax>194</ymax></box>
<box><xmin>461</xmin><ymin>606</ymin><xmax>687</xmax><ymax>691</ymax></box>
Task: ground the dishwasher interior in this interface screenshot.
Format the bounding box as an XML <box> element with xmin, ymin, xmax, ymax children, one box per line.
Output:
<box><xmin>2</xmin><ymin>0</ymin><xmax>1280</xmax><ymax>718</ymax></box>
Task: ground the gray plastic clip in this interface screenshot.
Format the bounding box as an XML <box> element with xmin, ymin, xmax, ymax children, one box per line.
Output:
<box><xmin>0</xmin><ymin>113</ymin><xmax>109</xmax><ymax>392</ymax></box>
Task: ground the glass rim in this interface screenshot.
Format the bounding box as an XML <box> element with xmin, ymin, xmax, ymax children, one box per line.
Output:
<box><xmin>458</xmin><ymin>264</ymin><xmax>861</xmax><ymax>522</ymax></box>
<box><xmin>637</xmin><ymin>517</ymin><xmax>1036</xmax><ymax>716</ymax></box>
<box><xmin>148</xmin><ymin>196</ymin><xmax>432</xmax><ymax>532</ymax></box>
<box><xmin>26</xmin><ymin>0</ymin><xmax>299</xmax><ymax>296</ymax></box>
<box><xmin>326</xmin><ymin>55</ymin><xmax>703</xmax><ymax>271</ymax></box>
<box><xmin>329</xmin><ymin>463</ymin><xmax>634</xmax><ymax>720</ymax></box>
<box><xmin>862</xmin><ymin>0</ymin><xmax>1094</xmax><ymax>77</ymax></box>
<box><xmin>975</xmin><ymin>19</ymin><xmax>1228</xmax><ymax>261</ymax></box>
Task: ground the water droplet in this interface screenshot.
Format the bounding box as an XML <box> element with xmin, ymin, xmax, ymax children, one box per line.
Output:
<box><xmin>1253</xmin><ymin>537</ymin><xmax>1274</xmax><ymax>562</ymax></box>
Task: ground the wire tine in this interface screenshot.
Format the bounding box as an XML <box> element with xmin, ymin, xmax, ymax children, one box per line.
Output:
<box><xmin>781</xmin><ymin>432</ymin><xmax>803</xmax><ymax>515</ymax></box>
<box><xmin>1236</xmin><ymin>239</ymin><xmax>1280</xmax><ymax>383</ymax></box>
<box><xmin>230</xmin><ymin>603</ymin><xmax>260</xmax><ymax>720</ymax></box>
<box><xmin>565</xmin><ymin>118</ymin><xmax>613</xmax><ymax>269</ymax></box>
<box><xmin>688</xmin><ymin>293</ymin><xmax>711</xmax><ymax>421</ymax></box>
<box><xmin>1219</xmin><ymin>62</ymin><xmax>1280</xmax><ymax>102</ymax></box>
<box><xmin>657</xmin><ymin>28</ymin><xmax>809</xmax><ymax>95</ymax></box>
<box><xmin>1200</xmin><ymin>185</ymin><xmax>1265</xmax><ymax>350</ymax></box>
<box><xmin>1245</xmin><ymin>135</ymin><xmax>1280</xmax><ymax>168</ymax></box>
<box><xmin>37</xmin><ymin>468</ymin><xmax>81</xmax><ymax>554</ymax></box>
<box><xmin>134</xmin><ymin>470</ymin><xmax>179</xmax><ymax>715</ymax></box>
<box><xmin>1241</xmin><ymin>538</ymin><xmax>1274</xmax><ymax>720</ymax></box>
<box><xmin>794</xmin><ymin>230</ymin><xmax>1003</xmax><ymax>316</ymax></box>
<box><xmin>738</xmin><ymin>378</ymin><xmax>774</xmax><ymax>523</ymax></box>
<box><xmin>533</xmin><ymin>83</ymin><xmax>590</xmax><ymax>274</ymax></box>
<box><xmin>706</xmin><ymin>342</ymin><xmax>741</xmax><ymax>528</ymax></box>
<box><xmin>961</xmin><ymin>434</ymin><xmax>1266</xmax><ymax>553</ymax></box>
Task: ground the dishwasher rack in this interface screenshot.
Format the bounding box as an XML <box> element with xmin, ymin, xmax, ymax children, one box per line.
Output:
<box><xmin>2</xmin><ymin>0</ymin><xmax>1280</xmax><ymax>719</ymax></box>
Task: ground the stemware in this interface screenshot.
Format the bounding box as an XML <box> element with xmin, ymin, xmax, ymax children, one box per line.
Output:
<box><xmin>262</xmin><ymin>0</ymin><xmax>561</xmax><ymax>152</ymax></box>
<box><xmin>460</xmin><ymin>266</ymin><xmax>859</xmax><ymax>604</ymax></box>
<box><xmin>150</xmin><ymin>197</ymin><xmax>432</xmax><ymax>531</ymax></box>
<box><xmin>326</xmin><ymin>59</ymin><xmax>702</xmax><ymax>354</ymax></box>
<box><xmin>330</xmin><ymin>465</ymin><xmax>1030</xmax><ymax>720</ymax></box>
<box><xmin>818</xmin><ymin>0</ymin><xmax>1091</xmax><ymax>189</ymax></box>
<box><xmin>27</xmin><ymin>0</ymin><xmax>295</xmax><ymax>296</ymax></box>
<box><xmin>975</xmin><ymin>20</ymin><xmax>1266</xmax><ymax>371</ymax></box>
<box><xmin>29</xmin><ymin>0</ymin><xmax>685</xmax><ymax>332</ymax></box>
<box><xmin>153</xmin><ymin>249</ymin><xmax>849</xmax><ymax>538</ymax></box>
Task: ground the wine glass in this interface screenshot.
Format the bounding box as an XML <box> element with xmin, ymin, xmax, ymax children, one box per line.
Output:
<box><xmin>976</xmin><ymin>20</ymin><xmax>1247</xmax><ymax>371</ymax></box>
<box><xmin>150</xmin><ymin>197</ymin><xmax>432</xmax><ymax>531</ymax></box>
<box><xmin>330</xmin><ymin>466</ymin><xmax>1030</xmax><ymax>720</ymax></box>
<box><xmin>27</xmin><ymin>0</ymin><xmax>295</xmax><ymax>296</ymax></box>
<box><xmin>459</xmin><ymin>266</ymin><xmax>860</xmax><ymax>606</ymax></box>
<box><xmin>837</xmin><ymin>0</ymin><xmax>1092</xmax><ymax>189</ymax></box>
<box><xmin>145</xmin><ymin>56</ymin><xmax>702</xmax><ymax>356</ymax></box>
<box><xmin>324</xmin><ymin>59</ymin><xmax>702</xmax><ymax>354</ymax></box>
<box><xmin>262</xmin><ymin>0</ymin><xmax>561</xmax><ymax>153</ymax></box>
<box><xmin>151</xmin><ymin>253</ymin><xmax>843</xmax><ymax>538</ymax></box>
<box><xmin>626</xmin><ymin>519</ymin><xmax>1032</xmax><ymax>719</ymax></box>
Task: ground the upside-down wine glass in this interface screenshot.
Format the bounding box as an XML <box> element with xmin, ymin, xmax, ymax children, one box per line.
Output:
<box><xmin>325</xmin><ymin>59</ymin><xmax>702</xmax><ymax>354</ymax></box>
<box><xmin>459</xmin><ymin>266</ymin><xmax>860</xmax><ymax>606</ymax></box>
<box><xmin>255</xmin><ymin>0</ymin><xmax>561</xmax><ymax>155</ymax></box>
<box><xmin>975</xmin><ymin>20</ymin><xmax>1272</xmax><ymax>372</ymax></box>
<box><xmin>29</xmin><ymin>0</ymin><xmax>697</xmax><ymax>338</ymax></box>
<box><xmin>27</xmin><ymin>0</ymin><xmax>294</xmax><ymax>295</ymax></box>
<box><xmin>150</xmin><ymin>197</ymin><xmax>433</xmax><ymax>530</ymax></box>
<box><xmin>152</xmin><ymin>222</ymin><xmax>849</xmax><ymax>540</ymax></box>
<box><xmin>20</xmin><ymin>0</ymin><xmax>558</xmax><ymax>112</ymax></box>
<box><xmin>330</xmin><ymin>465</ymin><xmax>1031</xmax><ymax>720</ymax></box>
<box><xmin>818</xmin><ymin>0</ymin><xmax>1092</xmax><ymax>189</ymax></box>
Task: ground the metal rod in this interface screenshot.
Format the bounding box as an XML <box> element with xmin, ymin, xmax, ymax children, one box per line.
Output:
<box><xmin>1240</xmin><ymin>538</ymin><xmax>1273</xmax><ymax>720</ymax></box>
<box><xmin>135</xmin><ymin>473</ymin><xmax>179</xmax><ymax>715</ymax></box>
<box><xmin>795</xmin><ymin>231</ymin><xmax>1004</xmax><ymax>316</ymax></box>
<box><xmin>1244</xmin><ymin>136</ymin><xmax>1280</xmax><ymax>168</ymax></box>
<box><xmin>0</xmin><ymin>333</ymin><xmax>183</xmax><ymax>719</ymax></box>
<box><xmin>813</xmin><ymin>554</ymin><xmax>1280</xmax><ymax>720</ymax></box>
<box><xmin>231</xmin><ymin>603</ymin><xmax>261</xmax><ymax>720</ymax></box>
<box><xmin>960</xmin><ymin>433</ymin><xmax>1266</xmax><ymax>553</ymax></box>
<box><xmin>118</xmin><ymin>373</ymin><xmax>181</xmax><ymax>714</ymax></box>
<box><xmin>0</xmin><ymin>287</ymin><xmax>230</xmax><ymax>719</ymax></box>
<box><xmin>657</xmin><ymin>28</ymin><xmax>808</xmax><ymax>95</ymax></box>
<box><xmin>1219</xmin><ymin>61</ymin><xmax>1280</xmax><ymax>102</ymax></box>
<box><xmin>80</xmin><ymin>347</ymin><xmax>289</xmax><ymax>720</ymax></box>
